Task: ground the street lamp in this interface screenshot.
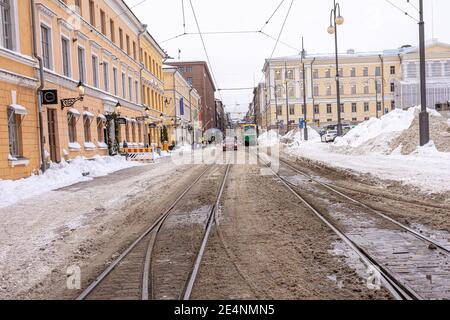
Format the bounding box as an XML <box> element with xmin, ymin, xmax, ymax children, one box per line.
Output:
<box><xmin>418</xmin><ymin>0</ymin><xmax>430</xmax><ymax>146</ymax></box>
<box><xmin>328</xmin><ymin>0</ymin><xmax>344</xmax><ymax>136</ymax></box>
<box><xmin>115</xmin><ymin>102</ymin><xmax>122</xmax><ymax>116</ymax></box>
<box><xmin>61</xmin><ymin>81</ymin><xmax>85</xmax><ymax>110</ymax></box>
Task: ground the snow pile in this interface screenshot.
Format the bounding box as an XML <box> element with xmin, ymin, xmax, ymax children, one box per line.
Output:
<box><xmin>258</xmin><ymin>130</ymin><xmax>280</xmax><ymax>146</ymax></box>
<box><xmin>282</xmin><ymin>127</ymin><xmax>321</xmax><ymax>147</ymax></box>
<box><xmin>333</xmin><ymin>108</ymin><xmax>417</xmax><ymax>154</ymax></box>
<box><xmin>0</xmin><ymin>156</ymin><xmax>139</xmax><ymax>208</ymax></box>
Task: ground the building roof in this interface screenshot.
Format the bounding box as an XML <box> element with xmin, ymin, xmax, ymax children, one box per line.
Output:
<box><xmin>265</xmin><ymin>39</ymin><xmax>450</xmax><ymax>69</ymax></box>
<box><xmin>166</xmin><ymin>61</ymin><xmax>217</xmax><ymax>92</ymax></box>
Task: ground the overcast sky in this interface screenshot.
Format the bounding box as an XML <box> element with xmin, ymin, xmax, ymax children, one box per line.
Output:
<box><xmin>125</xmin><ymin>0</ymin><xmax>450</xmax><ymax>117</ymax></box>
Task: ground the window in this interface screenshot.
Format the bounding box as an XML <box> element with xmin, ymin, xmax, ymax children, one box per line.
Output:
<box><xmin>186</xmin><ymin>66</ymin><xmax>193</xmax><ymax>72</ymax></box>
<box><xmin>313</xmin><ymin>69</ymin><xmax>319</xmax><ymax>79</ymax></box>
<box><xmin>41</xmin><ymin>25</ymin><xmax>52</xmax><ymax>69</ymax></box>
<box><xmin>125</xmin><ymin>122</ymin><xmax>130</xmax><ymax>142</ymax></box>
<box><xmin>187</xmin><ymin>77</ymin><xmax>193</xmax><ymax>85</ymax></box>
<box><xmin>100</xmin><ymin>10</ymin><xmax>106</xmax><ymax>35</ymax></box>
<box><xmin>390</xmin><ymin>66</ymin><xmax>396</xmax><ymax>75</ymax></box>
<box><xmin>84</xmin><ymin>115</ymin><xmax>92</xmax><ymax>142</ymax></box>
<box><xmin>288</xmin><ymin>86</ymin><xmax>295</xmax><ymax>98</ymax></box>
<box><xmin>351</xmin><ymin>84</ymin><xmax>357</xmax><ymax>95</ymax></box>
<box><xmin>327</xmin><ymin>104</ymin><xmax>332</xmax><ymax>114</ymax></box>
<box><xmin>74</xmin><ymin>0</ymin><xmax>82</xmax><ymax>14</ymax></box>
<box><xmin>138</xmin><ymin>122</ymin><xmax>142</xmax><ymax>143</ymax></box>
<box><xmin>131</xmin><ymin>123</ymin><xmax>136</xmax><ymax>142</ymax></box>
<box><xmin>376</xmin><ymin>81</ymin><xmax>381</xmax><ymax>94</ymax></box>
<box><xmin>110</xmin><ymin>19</ymin><xmax>115</xmax><ymax>42</ymax></box>
<box><xmin>338</xmin><ymin>68</ymin><xmax>343</xmax><ymax>77</ymax></box>
<box><xmin>289</xmin><ymin>104</ymin><xmax>295</xmax><ymax>115</ymax></box>
<box><xmin>276</xmin><ymin>105</ymin><xmax>282</xmax><ymax>116</ymax></box>
<box><xmin>113</xmin><ymin>67</ymin><xmax>118</xmax><ymax>95</ymax></box>
<box><xmin>78</xmin><ymin>46</ymin><xmax>86</xmax><ymax>83</ymax></box>
<box><xmin>350</xmin><ymin>68</ymin><xmax>356</xmax><ymax>77</ymax></box>
<box><xmin>89</xmin><ymin>0</ymin><xmax>95</xmax><ymax>26</ymax></box>
<box><xmin>7</xmin><ymin>108</ymin><xmax>21</xmax><ymax>157</ymax></box>
<box><xmin>121</xmin><ymin>72</ymin><xmax>126</xmax><ymax>97</ymax></box>
<box><xmin>352</xmin><ymin>103</ymin><xmax>357</xmax><ymax>113</ymax></box>
<box><xmin>103</xmin><ymin>61</ymin><xmax>109</xmax><ymax>92</ymax></box>
<box><xmin>313</xmin><ymin>85</ymin><xmax>319</xmax><ymax>96</ymax></box>
<box><xmin>364</xmin><ymin>83</ymin><xmax>369</xmax><ymax>94</ymax></box>
<box><xmin>364</xmin><ymin>102</ymin><xmax>369</xmax><ymax>112</ymax></box>
<box><xmin>339</xmin><ymin>84</ymin><xmax>344</xmax><ymax>95</ymax></box>
<box><xmin>92</xmin><ymin>55</ymin><xmax>98</xmax><ymax>87</ymax></box>
<box><xmin>375</xmin><ymin>66</ymin><xmax>381</xmax><ymax>77</ymax></box>
<box><xmin>352</xmin><ymin>117</ymin><xmax>357</xmax><ymax>122</ymax></box>
<box><xmin>326</xmin><ymin>85</ymin><xmax>332</xmax><ymax>96</ymax></box>
<box><xmin>135</xmin><ymin>80</ymin><xmax>139</xmax><ymax>103</ymax></box>
<box><xmin>61</xmin><ymin>37</ymin><xmax>71</xmax><ymax>77</ymax></box>
<box><xmin>128</xmin><ymin>76</ymin><xmax>132</xmax><ymax>101</ymax></box>
<box><xmin>390</xmin><ymin>82</ymin><xmax>395</xmax><ymax>93</ymax></box>
<box><xmin>275</xmin><ymin>69</ymin><xmax>282</xmax><ymax>81</ymax></box>
<box><xmin>325</xmin><ymin>69</ymin><xmax>331</xmax><ymax>78</ymax></box>
<box><xmin>1</xmin><ymin>0</ymin><xmax>13</xmax><ymax>49</ymax></box>
<box><xmin>97</xmin><ymin>118</ymin><xmax>106</xmax><ymax>143</ymax></box>
<box><xmin>132</xmin><ymin>41</ymin><xmax>136</xmax><ymax>60</ymax></box>
<box><xmin>119</xmin><ymin>28</ymin><xmax>123</xmax><ymax>49</ymax></box>
<box><xmin>391</xmin><ymin>100</ymin><xmax>395</xmax><ymax>110</ymax></box>
<box><xmin>377</xmin><ymin>102</ymin><xmax>382</xmax><ymax>111</ymax></box>
<box><xmin>68</xmin><ymin>113</ymin><xmax>77</xmax><ymax>143</ymax></box>
<box><xmin>314</xmin><ymin>105</ymin><xmax>319</xmax><ymax>115</ymax></box>
<box><xmin>340</xmin><ymin>104</ymin><xmax>344</xmax><ymax>113</ymax></box>
<box><xmin>286</xmin><ymin>69</ymin><xmax>294</xmax><ymax>80</ymax></box>
<box><xmin>363</xmin><ymin>67</ymin><xmax>369</xmax><ymax>77</ymax></box>
<box><xmin>126</xmin><ymin>35</ymin><xmax>130</xmax><ymax>55</ymax></box>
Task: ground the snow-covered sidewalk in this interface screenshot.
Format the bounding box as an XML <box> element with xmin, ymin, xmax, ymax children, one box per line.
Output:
<box><xmin>0</xmin><ymin>156</ymin><xmax>140</xmax><ymax>209</ymax></box>
<box><xmin>261</xmin><ymin>107</ymin><xmax>450</xmax><ymax>194</ymax></box>
<box><xmin>285</xmin><ymin>141</ymin><xmax>450</xmax><ymax>194</ymax></box>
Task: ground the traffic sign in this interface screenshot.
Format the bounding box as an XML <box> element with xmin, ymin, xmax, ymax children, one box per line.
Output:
<box><xmin>299</xmin><ymin>118</ymin><xmax>305</xmax><ymax>129</ymax></box>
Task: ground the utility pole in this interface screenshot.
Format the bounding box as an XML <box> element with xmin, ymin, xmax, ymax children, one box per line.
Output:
<box><xmin>275</xmin><ymin>85</ymin><xmax>279</xmax><ymax>131</ymax></box>
<box><xmin>301</xmin><ymin>37</ymin><xmax>308</xmax><ymax>141</ymax></box>
<box><xmin>418</xmin><ymin>0</ymin><xmax>430</xmax><ymax>146</ymax></box>
<box><xmin>285</xmin><ymin>61</ymin><xmax>290</xmax><ymax>133</ymax></box>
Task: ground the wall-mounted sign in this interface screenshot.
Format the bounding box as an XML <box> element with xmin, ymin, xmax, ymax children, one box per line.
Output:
<box><xmin>42</xmin><ymin>90</ymin><xmax>58</xmax><ymax>105</ymax></box>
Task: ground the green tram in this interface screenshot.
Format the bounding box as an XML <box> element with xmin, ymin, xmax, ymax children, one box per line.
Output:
<box><xmin>243</xmin><ymin>124</ymin><xmax>257</xmax><ymax>147</ymax></box>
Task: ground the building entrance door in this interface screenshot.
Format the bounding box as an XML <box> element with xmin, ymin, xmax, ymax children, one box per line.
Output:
<box><xmin>47</xmin><ymin>108</ymin><xmax>59</xmax><ymax>162</ymax></box>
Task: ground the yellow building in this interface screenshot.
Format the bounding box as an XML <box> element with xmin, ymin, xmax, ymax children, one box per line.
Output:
<box><xmin>140</xmin><ymin>31</ymin><xmax>165</xmax><ymax>148</ymax></box>
<box><xmin>34</xmin><ymin>0</ymin><xmax>152</xmax><ymax>162</ymax></box>
<box><xmin>163</xmin><ymin>66</ymin><xmax>201</xmax><ymax>146</ymax></box>
<box><xmin>261</xmin><ymin>41</ymin><xmax>450</xmax><ymax>131</ymax></box>
<box><xmin>0</xmin><ymin>0</ymin><xmax>41</xmax><ymax>180</ymax></box>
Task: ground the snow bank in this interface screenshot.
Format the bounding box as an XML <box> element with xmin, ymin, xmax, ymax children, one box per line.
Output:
<box><xmin>0</xmin><ymin>156</ymin><xmax>139</xmax><ymax>208</ymax></box>
<box><xmin>334</xmin><ymin>108</ymin><xmax>416</xmax><ymax>150</ymax></box>
<box><xmin>258</xmin><ymin>130</ymin><xmax>280</xmax><ymax>146</ymax></box>
<box><xmin>282</xmin><ymin>127</ymin><xmax>321</xmax><ymax>147</ymax></box>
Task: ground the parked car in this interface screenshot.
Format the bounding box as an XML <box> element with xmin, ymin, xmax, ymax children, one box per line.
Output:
<box><xmin>223</xmin><ymin>137</ymin><xmax>238</xmax><ymax>151</ymax></box>
<box><xmin>321</xmin><ymin>130</ymin><xmax>338</xmax><ymax>143</ymax></box>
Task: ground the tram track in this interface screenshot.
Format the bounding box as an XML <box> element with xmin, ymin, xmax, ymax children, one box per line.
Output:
<box><xmin>255</xmin><ymin>150</ymin><xmax>450</xmax><ymax>300</ymax></box>
<box><xmin>75</xmin><ymin>164</ymin><xmax>230</xmax><ymax>300</ymax></box>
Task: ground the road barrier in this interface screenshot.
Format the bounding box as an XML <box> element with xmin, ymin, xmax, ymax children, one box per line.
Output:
<box><xmin>122</xmin><ymin>148</ymin><xmax>154</xmax><ymax>162</ymax></box>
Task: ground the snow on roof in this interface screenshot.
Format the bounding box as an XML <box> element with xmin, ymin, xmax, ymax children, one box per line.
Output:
<box><xmin>9</xmin><ymin>104</ymin><xmax>28</xmax><ymax>115</ymax></box>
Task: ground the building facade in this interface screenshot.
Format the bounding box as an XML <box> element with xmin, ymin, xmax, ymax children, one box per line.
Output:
<box><xmin>166</xmin><ymin>61</ymin><xmax>216</xmax><ymax>132</ymax></box>
<box><xmin>140</xmin><ymin>31</ymin><xmax>166</xmax><ymax>148</ymax></box>
<box><xmin>1</xmin><ymin>0</ymin><xmax>41</xmax><ymax>180</ymax></box>
<box><xmin>1</xmin><ymin>0</ymin><xmax>167</xmax><ymax>181</ymax></box>
<box><xmin>163</xmin><ymin>65</ymin><xmax>200</xmax><ymax>146</ymax></box>
<box><xmin>214</xmin><ymin>99</ymin><xmax>226</xmax><ymax>133</ymax></box>
<box><xmin>260</xmin><ymin>41</ymin><xmax>450</xmax><ymax>131</ymax></box>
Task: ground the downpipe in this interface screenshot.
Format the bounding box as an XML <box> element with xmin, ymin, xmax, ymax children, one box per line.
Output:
<box><xmin>30</xmin><ymin>0</ymin><xmax>46</xmax><ymax>173</ymax></box>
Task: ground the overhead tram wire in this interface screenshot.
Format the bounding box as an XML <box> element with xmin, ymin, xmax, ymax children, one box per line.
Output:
<box><xmin>188</xmin><ymin>0</ymin><xmax>223</xmax><ymax>101</ymax></box>
<box><xmin>260</xmin><ymin>0</ymin><xmax>286</xmax><ymax>32</ymax></box>
<box><xmin>384</xmin><ymin>0</ymin><xmax>419</xmax><ymax>22</ymax></box>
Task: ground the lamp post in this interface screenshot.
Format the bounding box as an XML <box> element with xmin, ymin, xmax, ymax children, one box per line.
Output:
<box><xmin>418</xmin><ymin>0</ymin><xmax>430</xmax><ymax>146</ymax></box>
<box><xmin>301</xmin><ymin>37</ymin><xmax>308</xmax><ymax>141</ymax></box>
<box><xmin>61</xmin><ymin>81</ymin><xmax>85</xmax><ymax>110</ymax></box>
<box><xmin>328</xmin><ymin>0</ymin><xmax>344</xmax><ymax>137</ymax></box>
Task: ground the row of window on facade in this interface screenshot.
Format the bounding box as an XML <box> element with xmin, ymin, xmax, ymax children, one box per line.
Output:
<box><xmin>274</xmin><ymin>101</ymin><xmax>396</xmax><ymax>117</ymax></box>
<box><xmin>274</xmin><ymin>65</ymin><xmax>396</xmax><ymax>81</ymax></box>
<box><xmin>404</xmin><ymin>61</ymin><xmax>450</xmax><ymax>78</ymax></box>
<box><xmin>273</xmin><ymin>81</ymin><xmax>396</xmax><ymax>98</ymax></box>
<box><xmin>66</xmin><ymin>110</ymin><xmax>145</xmax><ymax>146</ymax></box>
<box><xmin>40</xmin><ymin>24</ymin><xmax>140</xmax><ymax>103</ymax></box>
